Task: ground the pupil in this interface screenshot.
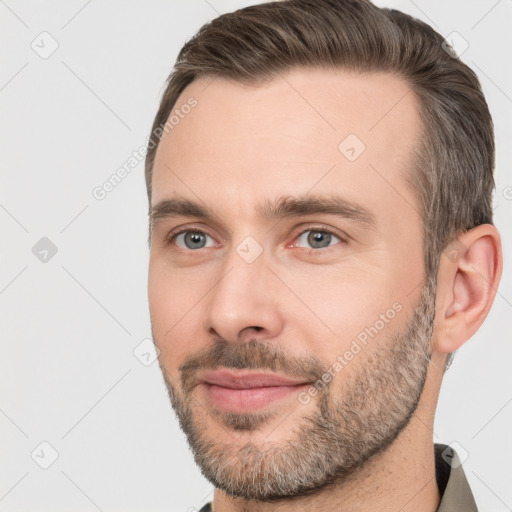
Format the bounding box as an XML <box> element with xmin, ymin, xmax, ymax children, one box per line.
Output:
<box><xmin>186</xmin><ymin>232</ymin><xmax>205</xmax><ymax>249</ymax></box>
<box><xmin>308</xmin><ymin>231</ymin><xmax>331</xmax><ymax>248</ymax></box>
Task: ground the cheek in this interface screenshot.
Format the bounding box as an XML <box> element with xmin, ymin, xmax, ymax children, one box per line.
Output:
<box><xmin>283</xmin><ymin>262</ymin><xmax>405</xmax><ymax>360</ymax></box>
<box><xmin>148</xmin><ymin>256</ymin><xmax>202</xmax><ymax>329</ymax></box>
<box><xmin>148</xmin><ymin>260</ymin><xmax>211</xmax><ymax>370</ymax></box>
<box><xmin>148</xmin><ymin>261</ymin><xmax>181</xmax><ymax>341</ymax></box>
<box><xmin>148</xmin><ymin>263</ymin><xmax>176</xmax><ymax>336</ymax></box>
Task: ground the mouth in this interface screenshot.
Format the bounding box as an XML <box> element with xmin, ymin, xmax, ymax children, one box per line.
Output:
<box><xmin>197</xmin><ymin>369</ymin><xmax>311</xmax><ymax>413</ymax></box>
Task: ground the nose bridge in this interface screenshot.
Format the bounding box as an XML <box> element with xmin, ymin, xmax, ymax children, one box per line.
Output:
<box><xmin>204</xmin><ymin>240</ymin><xmax>283</xmax><ymax>341</ymax></box>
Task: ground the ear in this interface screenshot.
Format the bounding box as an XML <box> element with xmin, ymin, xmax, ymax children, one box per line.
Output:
<box><xmin>433</xmin><ymin>224</ymin><xmax>503</xmax><ymax>354</ymax></box>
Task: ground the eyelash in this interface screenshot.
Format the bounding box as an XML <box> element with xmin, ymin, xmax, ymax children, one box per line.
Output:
<box><xmin>290</xmin><ymin>225</ymin><xmax>346</xmax><ymax>255</ymax></box>
<box><xmin>165</xmin><ymin>224</ymin><xmax>347</xmax><ymax>255</ymax></box>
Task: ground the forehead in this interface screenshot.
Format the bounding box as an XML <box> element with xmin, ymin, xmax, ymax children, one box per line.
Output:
<box><xmin>151</xmin><ymin>68</ymin><xmax>421</xmax><ymax>226</ymax></box>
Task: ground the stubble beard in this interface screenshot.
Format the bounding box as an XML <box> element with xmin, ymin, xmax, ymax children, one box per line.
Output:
<box><xmin>157</xmin><ymin>276</ymin><xmax>436</xmax><ymax>501</ymax></box>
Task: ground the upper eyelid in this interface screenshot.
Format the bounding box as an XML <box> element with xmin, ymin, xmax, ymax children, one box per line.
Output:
<box><xmin>166</xmin><ymin>224</ymin><xmax>215</xmax><ymax>242</ymax></box>
<box><xmin>290</xmin><ymin>224</ymin><xmax>346</xmax><ymax>241</ymax></box>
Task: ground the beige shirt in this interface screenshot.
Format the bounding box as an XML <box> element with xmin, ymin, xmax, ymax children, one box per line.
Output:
<box><xmin>198</xmin><ymin>443</ymin><xmax>478</xmax><ymax>511</ymax></box>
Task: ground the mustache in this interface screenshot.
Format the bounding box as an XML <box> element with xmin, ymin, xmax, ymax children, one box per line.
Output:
<box><xmin>179</xmin><ymin>339</ymin><xmax>327</xmax><ymax>394</ymax></box>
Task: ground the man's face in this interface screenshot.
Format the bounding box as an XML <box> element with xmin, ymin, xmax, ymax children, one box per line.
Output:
<box><xmin>148</xmin><ymin>69</ymin><xmax>435</xmax><ymax>499</ymax></box>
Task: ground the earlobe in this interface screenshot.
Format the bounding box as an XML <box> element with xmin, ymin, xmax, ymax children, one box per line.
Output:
<box><xmin>433</xmin><ymin>224</ymin><xmax>502</xmax><ymax>354</ymax></box>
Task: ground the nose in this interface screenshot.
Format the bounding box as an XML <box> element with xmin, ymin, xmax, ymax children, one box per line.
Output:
<box><xmin>203</xmin><ymin>247</ymin><xmax>285</xmax><ymax>343</ymax></box>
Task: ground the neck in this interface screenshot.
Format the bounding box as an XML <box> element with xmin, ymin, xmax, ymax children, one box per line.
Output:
<box><xmin>211</xmin><ymin>354</ymin><xmax>445</xmax><ymax>512</ymax></box>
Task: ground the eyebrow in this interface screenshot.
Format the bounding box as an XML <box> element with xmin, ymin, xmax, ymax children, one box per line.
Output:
<box><xmin>149</xmin><ymin>194</ymin><xmax>376</xmax><ymax>232</ymax></box>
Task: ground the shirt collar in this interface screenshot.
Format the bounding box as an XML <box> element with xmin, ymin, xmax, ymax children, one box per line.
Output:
<box><xmin>435</xmin><ymin>443</ymin><xmax>478</xmax><ymax>511</ymax></box>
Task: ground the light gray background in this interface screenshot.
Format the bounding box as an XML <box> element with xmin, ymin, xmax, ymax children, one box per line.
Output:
<box><xmin>1</xmin><ymin>1</ymin><xmax>510</xmax><ymax>511</ymax></box>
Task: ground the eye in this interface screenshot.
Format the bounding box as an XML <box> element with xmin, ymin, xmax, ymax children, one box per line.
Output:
<box><xmin>294</xmin><ymin>228</ymin><xmax>343</xmax><ymax>250</ymax></box>
<box><xmin>170</xmin><ymin>230</ymin><xmax>216</xmax><ymax>250</ymax></box>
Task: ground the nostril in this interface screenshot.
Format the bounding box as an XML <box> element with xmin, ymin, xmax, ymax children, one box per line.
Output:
<box><xmin>239</xmin><ymin>326</ymin><xmax>265</xmax><ymax>337</ymax></box>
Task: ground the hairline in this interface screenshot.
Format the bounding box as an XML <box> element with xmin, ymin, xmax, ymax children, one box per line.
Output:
<box><xmin>147</xmin><ymin>66</ymin><xmax>428</xmax><ymax>205</ymax></box>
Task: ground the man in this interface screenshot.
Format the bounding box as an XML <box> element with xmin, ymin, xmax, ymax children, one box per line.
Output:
<box><xmin>145</xmin><ymin>0</ymin><xmax>503</xmax><ymax>510</ymax></box>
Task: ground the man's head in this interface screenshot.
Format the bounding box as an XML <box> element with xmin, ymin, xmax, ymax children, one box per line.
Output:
<box><xmin>145</xmin><ymin>0</ymin><xmax>495</xmax><ymax>283</ymax></box>
<box><xmin>145</xmin><ymin>0</ymin><xmax>502</xmax><ymax>504</ymax></box>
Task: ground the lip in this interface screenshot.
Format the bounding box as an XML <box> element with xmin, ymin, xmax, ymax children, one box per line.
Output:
<box><xmin>198</xmin><ymin>369</ymin><xmax>311</xmax><ymax>413</ymax></box>
<box><xmin>199</xmin><ymin>369</ymin><xmax>309</xmax><ymax>389</ymax></box>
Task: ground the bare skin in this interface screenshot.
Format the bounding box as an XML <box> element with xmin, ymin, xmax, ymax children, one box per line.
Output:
<box><xmin>147</xmin><ymin>68</ymin><xmax>502</xmax><ymax>512</ymax></box>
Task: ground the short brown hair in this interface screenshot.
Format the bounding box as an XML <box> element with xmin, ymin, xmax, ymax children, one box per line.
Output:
<box><xmin>145</xmin><ymin>0</ymin><xmax>495</xmax><ymax>280</ymax></box>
